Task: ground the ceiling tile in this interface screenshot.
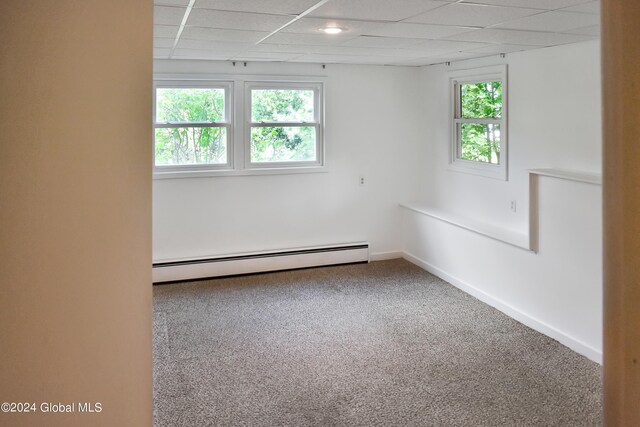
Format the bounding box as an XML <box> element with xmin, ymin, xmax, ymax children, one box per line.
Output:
<box><xmin>494</xmin><ymin>10</ymin><xmax>600</xmax><ymax>32</ymax></box>
<box><xmin>281</xmin><ymin>17</ymin><xmax>385</xmax><ymax>36</ymax></box>
<box><xmin>154</xmin><ymin>25</ymin><xmax>180</xmax><ymax>38</ymax></box>
<box><xmin>230</xmin><ymin>51</ymin><xmax>305</xmax><ymax>61</ymax></box>
<box><xmin>290</xmin><ymin>53</ymin><xmax>403</xmax><ymax>64</ymax></box>
<box><xmin>155</xmin><ymin>0</ymin><xmax>190</xmax><ymax>6</ymax></box>
<box><xmin>194</xmin><ymin>0</ymin><xmax>319</xmax><ymax>15</ymax></box>
<box><xmin>154</xmin><ymin>38</ymin><xmax>176</xmax><ymax>48</ymax></box>
<box><xmin>172</xmin><ymin>48</ymin><xmax>234</xmax><ymax>60</ymax></box>
<box><xmin>464</xmin><ymin>43</ymin><xmax>533</xmax><ymax>55</ymax></box>
<box><xmin>308</xmin><ymin>0</ymin><xmax>448</xmax><ymax>22</ymax></box>
<box><xmin>392</xmin><ymin>51</ymin><xmax>486</xmax><ymax>66</ymax></box>
<box><xmin>446</xmin><ymin>28</ymin><xmax>596</xmax><ymax>46</ymax></box>
<box><xmin>177</xmin><ymin>39</ymin><xmax>253</xmax><ymax>51</ymax></box>
<box><xmin>565</xmin><ymin>24</ymin><xmax>600</xmax><ymax>36</ymax></box>
<box><xmin>155</xmin><ymin>6</ymin><xmax>187</xmax><ymax>26</ymax></box>
<box><xmin>560</xmin><ymin>1</ymin><xmax>600</xmax><ymax>14</ymax></box>
<box><xmin>405</xmin><ymin>3</ymin><xmax>541</xmax><ymax>27</ymax></box>
<box><xmin>411</xmin><ymin>39</ymin><xmax>490</xmax><ymax>55</ymax></box>
<box><xmin>154</xmin><ymin>48</ymin><xmax>172</xmax><ymax>58</ymax></box>
<box><xmin>264</xmin><ymin>32</ymin><xmax>360</xmax><ymax>45</ymax></box>
<box><xmin>187</xmin><ymin>9</ymin><xmax>293</xmax><ymax>31</ymax></box>
<box><xmin>363</xmin><ymin>22</ymin><xmax>476</xmax><ymax>39</ymax></box>
<box><xmin>460</xmin><ymin>0</ymin><xmax>592</xmax><ymax>10</ymax></box>
<box><xmin>181</xmin><ymin>27</ymin><xmax>268</xmax><ymax>43</ymax></box>
<box><xmin>341</xmin><ymin>36</ymin><xmax>428</xmax><ymax>49</ymax></box>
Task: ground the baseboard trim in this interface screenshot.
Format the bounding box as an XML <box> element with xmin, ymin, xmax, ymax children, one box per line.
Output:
<box><xmin>402</xmin><ymin>251</ymin><xmax>602</xmax><ymax>364</ymax></box>
<box><xmin>153</xmin><ymin>243</ymin><xmax>369</xmax><ymax>283</ymax></box>
<box><xmin>370</xmin><ymin>251</ymin><xmax>403</xmax><ymax>261</ymax></box>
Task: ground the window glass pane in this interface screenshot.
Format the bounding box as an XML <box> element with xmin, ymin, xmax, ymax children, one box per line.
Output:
<box><xmin>460</xmin><ymin>81</ymin><xmax>502</xmax><ymax>119</ymax></box>
<box><xmin>250</xmin><ymin>126</ymin><xmax>316</xmax><ymax>163</ymax></box>
<box><xmin>156</xmin><ymin>88</ymin><xmax>225</xmax><ymax>123</ymax></box>
<box><xmin>459</xmin><ymin>123</ymin><xmax>501</xmax><ymax>164</ymax></box>
<box><xmin>155</xmin><ymin>127</ymin><xmax>227</xmax><ymax>166</ymax></box>
<box><xmin>251</xmin><ymin>89</ymin><xmax>314</xmax><ymax>122</ymax></box>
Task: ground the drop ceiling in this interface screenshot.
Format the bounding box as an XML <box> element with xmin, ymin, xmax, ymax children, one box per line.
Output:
<box><xmin>153</xmin><ymin>0</ymin><xmax>600</xmax><ymax>66</ymax></box>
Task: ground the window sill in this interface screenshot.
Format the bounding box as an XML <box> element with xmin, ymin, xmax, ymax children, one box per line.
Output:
<box><xmin>153</xmin><ymin>165</ymin><xmax>328</xmax><ymax>180</ymax></box>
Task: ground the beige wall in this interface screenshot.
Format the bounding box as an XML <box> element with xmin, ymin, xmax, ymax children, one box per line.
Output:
<box><xmin>602</xmin><ymin>1</ymin><xmax>640</xmax><ymax>424</ymax></box>
<box><xmin>0</xmin><ymin>1</ymin><xmax>152</xmax><ymax>426</ymax></box>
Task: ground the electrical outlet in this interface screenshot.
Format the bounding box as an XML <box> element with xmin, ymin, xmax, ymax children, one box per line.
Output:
<box><xmin>359</xmin><ymin>176</ymin><xmax>365</xmax><ymax>186</ymax></box>
<box><xmin>510</xmin><ymin>200</ymin><xmax>517</xmax><ymax>212</ymax></box>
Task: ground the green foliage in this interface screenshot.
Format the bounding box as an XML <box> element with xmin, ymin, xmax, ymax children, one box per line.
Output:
<box><xmin>155</xmin><ymin>88</ymin><xmax>226</xmax><ymax>165</ymax></box>
<box><xmin>250</xmin><ymin>89</ymin><xmax>316</xmax><ymax>162</ymax></box>
<box><xmin>459</xmin><ymin>81</ymin><xmax>502</xmax><ymax>164</ymax></box>
<box><xmin>461</xmin><ymin>82</ymin><xmax>502</xmax><ymax>119</ymax></box>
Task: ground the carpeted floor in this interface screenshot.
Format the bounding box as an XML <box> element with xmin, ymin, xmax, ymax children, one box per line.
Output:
<box><xmin>153</xmin><ymin>259</ymin><xmax>602</xmax><ymax>426</ymax></box>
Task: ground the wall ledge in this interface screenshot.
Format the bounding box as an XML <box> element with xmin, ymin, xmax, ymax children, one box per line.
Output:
<box><xmin>399</xmin><ymin>202</ymin><xmax>532</xmax><ymax>251</ymax></box>
<box><xmin>529</xmin><ymin>168</ymin><xmax>602</xmax><ymax>185</ymax></box>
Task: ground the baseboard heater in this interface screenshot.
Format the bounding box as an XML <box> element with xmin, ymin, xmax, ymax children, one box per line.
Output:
<box><xmin>152</xmin><ymin>242</ymin><xmax>369</xmax><ymax>284</ymax></box>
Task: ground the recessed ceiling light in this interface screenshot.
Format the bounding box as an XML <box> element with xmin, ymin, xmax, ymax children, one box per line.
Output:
<box><xmin>320</xmin><ymin>27</ymin><xmax>343</xmax><ymax>35</ymax></box>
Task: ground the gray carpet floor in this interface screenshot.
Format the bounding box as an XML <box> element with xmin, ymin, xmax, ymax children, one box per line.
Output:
<box><xmin>153</xmin><ymin>259</ymin><xmax>602</xmax><ymax>426</ymax></box>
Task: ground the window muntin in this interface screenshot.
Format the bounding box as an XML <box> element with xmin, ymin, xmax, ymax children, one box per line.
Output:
<box><xmin>246</xmin><ymin>83</ymin><xmax>323</xmax><ymax>168</ymax></box>
<box><xmin>450</xmin><ymin>66</ymin><xmax>507</xmax><ymax>180</ymax></box>
<box><xmin>153</xmin><ymin>83</ymin><xmax>232</xmax><ymax>169</ymax></box>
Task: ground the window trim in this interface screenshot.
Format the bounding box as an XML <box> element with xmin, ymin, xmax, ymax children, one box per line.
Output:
<box><xmin>244</xmin><ymin>81</ymin><xmax>324</xmax><ymax>169</ymax></box>
<box><xmin>449</xmin><ymin>65</ymin><xmax>508</xmax><ymax>180</ymax></box>
<box><xmin>153</xmin><ymin>80</ymin><xmax>234</xmax><ymax>174</ymax></box>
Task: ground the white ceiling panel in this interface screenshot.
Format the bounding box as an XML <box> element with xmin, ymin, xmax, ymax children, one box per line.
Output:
<box><xmin>153</xmin><ymin>0</ymin><xmax>601</xmax><ymax>66</ymax></box>
<box><xmin>177</xmin><ymin>39</ymin><xmax>253</xmax><ymax>51</ymax></box>
<box><xmin>265</xmin><ymin>32</ymin><xmax>360</xmax><ymax>45</ymax></box>
<box><xmin>181</xmin><ymin>27</ymin><xmax>268</xmax><ymax>43</ymax></box>
<box><xmin>281</xmin><ymin>17</ymin><xmax>385</xmax><ymax>36</ymax></box>
<box><xmin>465</xmin><ymin>43</ymin><xmax>532</xmax><ymax>55</ymax></box>
<box><xmin>154</xmin><ymin>48</ymin><xmax>172</xmax><ymax>58</ymax></box>
<box><xmin>194</xmin><ymin>0</ymin><xmax>320</xmax><ymax>15</ymax></box>
<box><xmin>412</xmin><ymin>39</ymin><xmax>490</xmax><ymax>55</ymax></box>
<box><xmin>461</xmin><ymin>0</ymin><xmax>592</xmax><ymax>10</ymax></box>
<box><xmin>341</xmin><ymin>36</ymin><xmax>429</xmax><ymax>49</ymax></box>
<box><xmin>406</xmin><ymin>3</ymin><xmax>542</xmax><ymax>27</ymax></box>
<box><xmin>187</xmin><ymin>9</ymin><xmax>293</xmax><ymax>31</ymax></box>
<box><xmin>565</xmin><ymin>25</ymin><xmax>600</xmax><ymax>36</ymax></box>
<box><xmin>494</xmin><ymin>10</ymin><xmax>600</xmax><ymax>32</ymax></box>
<box><xmin>308</xmin><ymin>0</ymin><xmax>448</xmax><ymax>22</ymax></box>
<box><xmin>155</xmin><ymin>25</ymin><xmax>180</xmax><ymax>39</ymax></box>
<box><xmin>155</xmin><ymin>0</ymin><xmax>190</xmax><ymax>6</ymax></box>
<box><xmin>446</xmin><ymin>28</ymin><xmax>595</xmax><ymax>46</ymax></box>
<box><xmin>363</xmin><ymin>22</ymin><xmax>476</xmax><ymax>39</ymax></box>
<box><xmin>155</xmin><ymin>38</ymin><xmax>176</xmax><ymax>48</ymax></box>
<box><xmin>155</xmin><ymin>6</ymin><xmax>187</xmax><ymax>26</ymax></box>
<box><xmin>560</xmin><ymin>1</ymin><xmax>600</xmax><ymax>14</ymax></box>
<box><xmin>231</xmin><ymin>51</ymin><xmax>305</xmax><ymax>61</ymax></box>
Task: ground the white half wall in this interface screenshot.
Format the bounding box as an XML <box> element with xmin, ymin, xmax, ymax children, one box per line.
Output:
<box><xmin>405</xmin><ymin>41</ymin><xmax>602</xmax><ymax>362</ymax></box>
<box><xmin>153</xmin><ymin>61</ymin><xmax>423</xmax><ymax>261</ymax></box>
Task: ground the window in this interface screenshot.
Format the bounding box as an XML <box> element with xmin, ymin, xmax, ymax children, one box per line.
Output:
<box><xmin>246</xmin><ymin>82</ymin><xmax>323</xmax><ymax>168</ymax></box>
<box><xmin>153</xmin><ymin>79</ymin><xmax>325</xmax><ymax>178</ymax></box>
<box><xmin>450</xmin><ymin>65</ymin><xmax>507</xmax><ymax>180</ymax></box>
<box><xmin>154</xmin><ymin>82</ymin><xmax>232</xmax><ymax>172</ymax></box>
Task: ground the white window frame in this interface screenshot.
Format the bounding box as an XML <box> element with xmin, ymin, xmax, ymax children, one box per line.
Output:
<box><xmin>153</xmin><ymin>80</ymin><xmax>234</xmax><ymax>174</ymax></box>
<box><xmin>244</xmin><ymin>81</ymin><xmax>324</xmax><ymax>169</ymax></box>
<box><xmin>449</xmin><ymin>65</ymin><xmax>508</xmax><ymax>180</ymax></box>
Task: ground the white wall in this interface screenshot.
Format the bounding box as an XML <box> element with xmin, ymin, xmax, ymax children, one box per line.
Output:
<box><xmin>153</xmin><ymin>60</ymin><xmax>423</xmax><ymax>261</ymax></box>
<box><xmin>404</xmin><ymin>41</ymin><xmax>603</xmax><ymax>361</ymax></box>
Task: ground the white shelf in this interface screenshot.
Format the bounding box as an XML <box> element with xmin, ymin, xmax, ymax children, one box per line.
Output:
<box><xmin>529</xmin><ymin>168</ymin><xmax>602</xmax><ymax>185</ymax></box>
<box><xmin>399</xmin><ymin>202</ymin><xmax>532</xmax><ymax>251</ymax></box>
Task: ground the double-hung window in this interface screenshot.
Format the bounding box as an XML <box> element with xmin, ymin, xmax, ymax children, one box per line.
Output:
<box><xmin>450</xmin><ymin>65</ymin><xmax>507</xmax><ymax>180</ymax></box>
<box><xmin>246</xmin><ymin>82</ymin><xmax>323</xmax><ymax>168</ymax></box>
<box><xmin>154</xmin><ymin>82</ymin><xmax>232</xmax><ymax>172</ymax></box>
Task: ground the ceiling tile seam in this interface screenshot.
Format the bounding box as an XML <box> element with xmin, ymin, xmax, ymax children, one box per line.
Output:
<box><xmin>254</xmin><ymin>0</ymin><xmax>333</xmax><ymax>45</ymax></box>
<box><xmin>169</xmin><ymin>0</ymin><xmax>197</xmax><ymax>59</ymax></box>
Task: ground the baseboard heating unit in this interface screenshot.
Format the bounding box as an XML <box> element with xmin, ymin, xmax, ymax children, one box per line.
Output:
<box><xmin>152</xmin><ymin>242</ymin><xmax>369</xmax><ymax>284</ymax></box>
